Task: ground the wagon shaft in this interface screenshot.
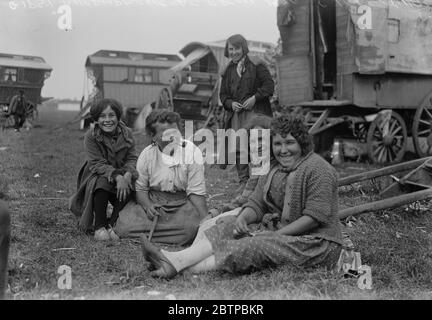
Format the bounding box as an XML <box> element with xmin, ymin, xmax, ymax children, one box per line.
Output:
<box><xmin>338</xmin><ymin>157</ymin><xmax>432</xmax><ymax>219</ymax></box>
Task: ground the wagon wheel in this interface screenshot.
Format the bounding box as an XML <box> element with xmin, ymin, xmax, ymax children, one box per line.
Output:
<box><xmin>6</xmin><ymin>114</ymin><xmax>15</xmax><ymax>128</ymax></box>
<box><xmin>412</xmin><ymin>92</ymin><xmax>432</xmax><ymax>157</ymax></box>
<box><xmin>26</xmin><ymin>102</ymin><xmax>38</xmax><ymax>121</ymax></box>
<box><xmin>367</xmin><ymin>111</ymin><xmax>407</xmax><ymax>164</ymax></box>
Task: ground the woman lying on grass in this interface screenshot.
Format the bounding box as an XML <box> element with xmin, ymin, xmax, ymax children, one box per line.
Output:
<box><xmin>114</xmin><ymin>110</ymin><xmax>208</xmax><ymax>245</ymax></box>
<box><xmin>70</xmin><ymin>98</ymin><xmax>138</xmax><ymax>241</ymax></box>
<box><xmin>140</xmin><ymin>114</ymin><xmax>344</xmax><ymax>278</ymax></box>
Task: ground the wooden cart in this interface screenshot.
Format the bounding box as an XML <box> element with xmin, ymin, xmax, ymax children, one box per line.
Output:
<box><xmin>0</xmin><ymin>53</ymin><xmax>52</xmax><ymax>126</ymax></box>
<box><xmin>277</xmin><ymin>0</ymin><xmax>432</xmax><ymax>164</ymax></box>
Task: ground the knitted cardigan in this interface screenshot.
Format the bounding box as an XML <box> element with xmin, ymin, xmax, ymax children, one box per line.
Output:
<box><xmin>243</xmin><ymin>152</ymin><xmax>343</xmax><ymax>244</ymax></box>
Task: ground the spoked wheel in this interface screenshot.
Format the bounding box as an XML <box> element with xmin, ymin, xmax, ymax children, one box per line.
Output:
<box><xmin>5</xmin><ymin>115</ymin><xmax>15</xmax><ymax>128</ymax></box>
<box><xmin>412</xmin><ymin>93</ymin><xmax>432</xmax><ymax>158</ymax></box>
<box><xmin>367</xmin><ymin>111</ymin><xmax>407</xmax><ymax>164</ymax></box>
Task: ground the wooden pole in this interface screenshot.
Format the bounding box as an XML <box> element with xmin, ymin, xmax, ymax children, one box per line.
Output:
<box><xmin>148</xmin><ymin>215</ymin><xmax>159</xmax><ymax>242</ymax></box>
<box><xmin>338</xmin><ymin>188</ymin><xmax>432</xmax><ymax>220</ymax></box>
<box><xmin>338</xmin><ymin>157</ymin><xmax>432</xmax><ymax>186</ymax></box>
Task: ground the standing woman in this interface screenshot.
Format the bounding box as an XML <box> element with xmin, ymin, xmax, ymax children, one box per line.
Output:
<box><xmin>219</xmin><ymin>34</ymin><xmax>274</xmax><ymax>187</ymax></box>
<box><xmin>70</xmin><ymin>99</ymin><xmax>138</xmax><ymax>241</ymax></box>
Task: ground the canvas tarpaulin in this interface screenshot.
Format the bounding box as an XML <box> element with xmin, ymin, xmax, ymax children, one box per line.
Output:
<box><xmin>170</xmin><ymin>47</ymin><xmax>210</xmax><ymax>72</ymax></box>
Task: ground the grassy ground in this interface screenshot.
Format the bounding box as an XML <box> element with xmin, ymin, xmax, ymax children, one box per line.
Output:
<box><xmin>0</xmin><ymin>105</ymin><xmax>431</xmax><ymax>300</ymax></box>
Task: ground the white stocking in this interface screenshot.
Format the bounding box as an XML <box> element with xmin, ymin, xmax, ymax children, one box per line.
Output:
<box><xmin>162</xmin><ymin>236</ymin><xmax>213</xmax><ymax>272</ymax></box>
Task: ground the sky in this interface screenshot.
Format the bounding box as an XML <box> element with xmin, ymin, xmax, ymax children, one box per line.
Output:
<box><xmin>0</xmin><ymin>0</ymin><xmax>279</xmax><ymax>99</ymax></box>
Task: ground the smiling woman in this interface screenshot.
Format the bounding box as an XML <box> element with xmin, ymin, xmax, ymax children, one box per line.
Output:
<box><xmin>114</xmin><ymin>110</ymin><xmax>208</xmax><ymax>245</ymax></box>
<box><xmin>69</xmin><ymin>98</ymin><xmax>139</xmax><ymax>241</ymax></box>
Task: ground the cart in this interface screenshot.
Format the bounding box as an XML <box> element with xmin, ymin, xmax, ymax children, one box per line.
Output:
<box><xmin>276</xmin><ymin>0</ymin><xmax>432</xmax><ymax>164</ymax></box>
<box><xmin>0</xmin><ymin>53</ymin><xmax>52</xmax><ymax>127</ymax></box>
<box><xmin>337</xmin><ymin>157</ymin><xmax>432</xmax><ymax>219</ymax></box>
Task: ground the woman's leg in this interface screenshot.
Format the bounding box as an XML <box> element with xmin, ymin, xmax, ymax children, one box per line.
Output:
<box><xmin>193</xmin><ymin>208</ymin><xmax>241</xmax><ymax>245</ymax></box>
<box><xmin>108</xmin><ymin>192</ymin><xmax>132</xmax><ymax>227</ymax></box>
<box><xmin>93</xmin><ymin>189</ymin><xmax>110</xmax><ymax>229</ymax></box>
<box><xmin>186</xmin><ymin>255</ymin><xmax>216</xmax><ymax>274</ymax></box>
<box><xmin>141</xmin><ymin>233</ymin><xmax>215</xmax><ymax>278</ymax></box>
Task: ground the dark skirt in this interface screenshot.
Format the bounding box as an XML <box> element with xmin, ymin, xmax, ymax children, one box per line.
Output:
<box><xmin>204</xmin><ymin>216</ymin><xmax>341</xmax><ymax>274</ymax></box>
<box><xmin>114</xmin><ymin>190</ymin><xmax>203</xmax><ymax>246</ymax></box>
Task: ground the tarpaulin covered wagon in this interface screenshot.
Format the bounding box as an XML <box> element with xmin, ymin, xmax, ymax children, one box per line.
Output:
<box><xmin>277</xmin><ymin>0</ymin><xmax>432</xmax><ymax>164</ymax></box>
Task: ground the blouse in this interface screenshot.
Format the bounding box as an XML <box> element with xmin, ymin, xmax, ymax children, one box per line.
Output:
<box><xmin>135</xmin><ymin>139</ymin><xmax>206</xmax><ymax>196</ymax></box>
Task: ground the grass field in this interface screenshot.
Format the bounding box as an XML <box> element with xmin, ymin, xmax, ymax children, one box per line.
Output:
<box><xmin>0</xmin><ymin>104</ymin><xmax>431</xmax><ymax>300</ymax></box>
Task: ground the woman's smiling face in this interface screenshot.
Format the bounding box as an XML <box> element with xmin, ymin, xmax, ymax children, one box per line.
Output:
<box><xmin>272</xmin><ymin>133</ymin><xmax>302</xmax><ymax>170</ymax></box>
<box><xmin>97</xmin><ymin>105</ymin><xmax>118</xmax><ymax>133</ymax></box>
<box><xmin>227</xmin><ymin>43</ymin><xmax>244</xmax><ymax>63</ymax></box>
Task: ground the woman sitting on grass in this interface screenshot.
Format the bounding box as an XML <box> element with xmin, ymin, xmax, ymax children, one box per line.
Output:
<box><xmin>140</xmin><ymin>114</ymin><xmax>343</xmax><ymax>278</ymax></box>
<box><xmin>220</xmin><ymin>114</ymin><xmax>274</xmax><ymax>213</ymax></box>
<box><xmin>114</xmin><ymin>110</ymin><xmax>208</xmax><ymax>245</ymax></box>
<box><xmin>69</xmin><ymin>98</ymin><xmax>138</xmax><ymax>241</ymax></box>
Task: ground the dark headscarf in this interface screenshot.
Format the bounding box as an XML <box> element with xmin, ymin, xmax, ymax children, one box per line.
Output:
<box><xmin>224</xmin><ymin>34</ymin><xmax>250</xmax><ymax>58</ymax></box>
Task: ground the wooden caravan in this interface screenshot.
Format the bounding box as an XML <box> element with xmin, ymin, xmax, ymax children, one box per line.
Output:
<box><xmin>81</xmin><ymin>50</ymin><xmax>181</xmax><ymax>128</ymax></box>
<box><xmin>0</xmin><ymin>53</ymin><xmax>52</xmax><ymax>117</ymax></box>
<box><xmin>277</xmin><ymin>0</ymin><xmax>432</xmax><ymax>164</ymax></box>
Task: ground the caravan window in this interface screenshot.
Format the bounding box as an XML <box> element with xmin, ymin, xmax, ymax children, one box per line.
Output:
<box><xmin>2</xmin><ymin>68</ymin><xmax>17</xmax><ymax>82</ymax></box>
<box><xmin>135</xmin><ymin>68</ymin><xmax>153</xmax><ymax>83</ymax></box>
<box><xmin>135</xmin><ymin>68</ymin><xmax>144</xmax><ymax>82</ymax></box>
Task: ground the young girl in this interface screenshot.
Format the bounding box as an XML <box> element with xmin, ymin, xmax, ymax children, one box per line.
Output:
<box><xmin>69</xmin><ymin>99</ymin><xmax>138</xmax><ymax>241</ymax></box>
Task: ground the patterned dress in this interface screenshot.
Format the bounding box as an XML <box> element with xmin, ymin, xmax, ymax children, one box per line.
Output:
<box><xmin>204</xmin><ymin>153</ymin><xmax>343</xmax><ymax>274</ymax></box>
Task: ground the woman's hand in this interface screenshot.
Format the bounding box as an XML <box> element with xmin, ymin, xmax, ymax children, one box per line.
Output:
<box><xmin>123</xmin><ymin>171</ymin><xmax>133</xmax><ymax>189</ymax></box>
<box><xmin>242</xmin><ymin>96</ymin><xmax>256</xmax><ymax>110</ymax></box>
<box><xmin>145</xmin><ymin>203</ymin><xmax>161</xmax><ymax>221</ymax></box>
<box><xmin>232</xmin><ymin>102</ymin><xmax>243</xmax><ymax>113</ymax></box>
<box><xmin>234</xmin><ymin>214</ymin><xmax>250</xmax><ymax>236</ymax></box>
<box><xmin>115</xmin><ymin>176</ymin><xmax>131</xmax><ymax>202</ymax></box>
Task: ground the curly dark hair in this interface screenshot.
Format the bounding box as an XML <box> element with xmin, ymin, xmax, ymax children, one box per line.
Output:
<box><xmin>90</xmin><ymin>98</ymin><xmax>123</xmax><ymax>121</ymax></box>
<box><xmin>145</xmin><ymin>109</ymin><xmax>181</xmax><ymax>136</ymax></box>
<box><xmin>270</xmin><ymin>114</ymin><xmax>313</xmax><ymax>156</ymax></box>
